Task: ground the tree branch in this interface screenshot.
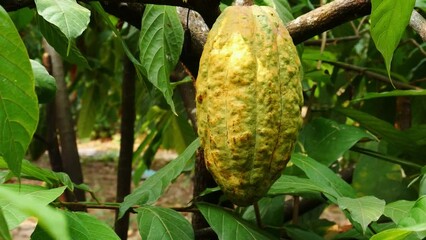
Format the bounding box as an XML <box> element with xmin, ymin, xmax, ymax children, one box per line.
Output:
<box><xmin>286</xmin><ymin>0</ymin><xmax>371</xmax><ymax>44</ymax></box>
<box><xmin>322</xmin><ymin>60</ymin><xmax>422</xmax><ymax>90</ymax></box>
<box><xmin>5</xmin><ymin>0</ymin><xmax>426</xmax><ymax>46</ymax></box>
<box><xmin>410</xmin><ymin>10</ymin><xmax>426</xmax><ymax>42</ymax></box>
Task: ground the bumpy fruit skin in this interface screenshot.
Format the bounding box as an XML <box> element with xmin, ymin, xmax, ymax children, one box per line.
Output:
<box><xmin>196</xmin><ymin>6</ymin><xmax>303</xmax><ymax>206</ymax></box>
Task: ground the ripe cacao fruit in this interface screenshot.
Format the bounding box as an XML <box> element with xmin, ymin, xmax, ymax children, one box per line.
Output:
<box><xmin>196</xmin><ymin>6</ymin><xmax>303</xmax><ymax>206</ymax></box>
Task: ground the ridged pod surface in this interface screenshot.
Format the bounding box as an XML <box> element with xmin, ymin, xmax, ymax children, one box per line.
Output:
<box><xmin>196</xmin><ymin>6</ymin><xmax>303</xmax><ymax>206</ymax></box>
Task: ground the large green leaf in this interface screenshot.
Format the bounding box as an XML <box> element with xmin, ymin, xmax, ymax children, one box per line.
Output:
<box><xmin>119</xmin><ymin>138</ymin><xmax>200</xmax><ymax>217</ymax></box>
<box><xmin>37</xmin><ymin>14</ymin><xmax>89</xmax><ymax>67</ymax></box>
<box><xmin>384</xmin><ymin>200</ymin><xmax>415</xmax><ymax>224</ymax></box>
<box><xmin>335</xmin><ymin>107</ymin><xmax>412</xmax><ymax>149</ymax></box>
<box><xmin>370</xmin><ymin>0</ymin><xmax>416</xmax><ymax>76</ymax></box>
<box><xmin>299</xmin><ymin>118</ymin><xmax>375</xmax><ymax>166</ymax></box>
<box><xmin>290</xmin><ymin>153</ymin><xmax>356</xmax><ymax>202</ymax></box>
<box><xmin>34</xmin><ymin>0</ymin><xmax>90</xmax><ymax>39</ymax></box>
<box><xmin>0</xmin><ymin>185</ymin><xmax>66</xmax><ymax>229</ymax></box>
<box><xmin>338</xmin><ymin>196</ymin><xmax>386</xmax><ymax>234</ymax></box>
<box><xmin>372</xmin><ymin>197</ymin><xmax>426</xmax><ymax>239</ymax></box>
<box><xmin>33</xmin><ymin>211</ymin><xmax>120</xmax><ymax>240</ymax></box>
<box><xmin>0</xmin><ymin>186</ymin><xmax>69</xmax><ymax>240</ymax></box>
<box><xmin>268</xmin><ymin>175</ymin><xmax>334</xmax><ymax>196</ymax></box>
<box><xmin>197</xmin><ymin>203</ymin><xmax>278</xmax><ymax>240</ymax></box>
<box><xmin>139</xmin><ymin>5</ymin><xmax>184</xmax><ymax>114</ymax></box>
<box><xmin>136</xmin><ymin>206</ymin><xmax>193</xmax><ymax>240</ymax></box>
<box><xmin>161</xmin><ymin>113</ymin><xmax>196</xmax><ymax>154</ymax></box>
<box><xmin>398</xmin><ymin>197</ymin><xmax>426</xmax><ymax>238</ymax></box>
<box><xmin>371</xmin><ymin>228</ymin><xmax>413</xmax><ymax>240</ymax></box>
<box><xmin>0</xmin><ymin>6</ymin><xmax>39</xmax><ymax>177</ymax></box>
<box><xmin>0</xmin><ymin>208</ymin><xmax>11</xmax><ymax>240</ymax></box>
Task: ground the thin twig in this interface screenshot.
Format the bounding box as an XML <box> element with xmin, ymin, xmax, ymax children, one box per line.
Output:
<box><xmin>316</xmin><ymin>0</ymin><xmax>327</xmax><ymax>69</ymax></box>
<box><xmin>304</xmin><ymin>29</ymin><xmax>369</xmax><ymax>46</ymax></box>
<box><xmin>401</xmin><ymin>39</ymin><xmax>426</xmax><ymax>57</ymax></box>
<box><xmin>322</xmin><ymin>60</ymin><xmax>422</xmax><ymax>90</ymax></box>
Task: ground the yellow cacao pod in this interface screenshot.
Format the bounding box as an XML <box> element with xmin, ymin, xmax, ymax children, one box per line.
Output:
<box><xmin>196</xmin><ymin>6</ymin><xmax>303</xmax><ymax>206</ymax></box>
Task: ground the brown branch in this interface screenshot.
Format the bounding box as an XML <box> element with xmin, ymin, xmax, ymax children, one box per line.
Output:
<box><xmin>410</xmin><ymin>10</ymin><xmax>426</xmax><ymax>42</ymax></box>
<box><xmin>322</xmin><ymin>60</ymin><xmax>422</xmax><ymax>90</ymax></box>
<box><xmin>286</xmin><ymin>0</ymin><xmax>371</xmax><ymax>44</ymax></box>
<box><xmin>56</xmin><ymin>201</ymin><xmax>200</xmax><ymax>212</ymax></box>
<box><xmin>2</xmin><ymin>0</ymin><xmax>220</xmax><ymax>28</ymax></box>
<box><xmin>3</xmin><ymin>0</ymin><xmax>426</xmax><ymax>44</ymax></box>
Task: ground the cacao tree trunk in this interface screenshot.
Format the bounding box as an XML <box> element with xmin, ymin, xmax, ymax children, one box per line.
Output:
<box><xmin>114</xmin><ymin>56</ymin><xmax>136</xmax><ymax>239</ymax></box>
<box><xmin>43</xmin><ymin>40</ymin><xmax>86</xmax><ymax>205</ymax></box>
<box><xmin>42</xmin><ymin>52</ymin><xmax>64</xmax><ymax>173</ymax></box>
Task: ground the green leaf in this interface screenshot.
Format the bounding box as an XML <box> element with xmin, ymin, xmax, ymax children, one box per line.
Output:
<box><xmin>0</xmin><ymin>6</ymin><xmax>39</xmax><ymax>177</ymax></box>
<box><xmin>0</xmin><ymin>158</ymin><xmax>78</xmax><ymax>191</ymax></box>
<box><xmin>370</xmin><ymin>0</ymin><xmax>416</xmax><ymax>76</ymax></box>
<box><xmin>352</xmin><ymin>142</ymin><xmax>411</xmax><ymax>202</ymax></box>
<box><xmin>139</xmin><ymin>5</ymin><xmax>184</xmax><ymax>114</ymax></box>
<box><xmin>0</xmin><ymin>186</ymin><xmax>69</xmax><ymax>240</ymax></box>
<box><xmin>136</xmin><ymin>206</ymin><xmax>194</xmax><ymax>240</ymax></box>
<box><xmin>268</xmin><ymin>175</ymin><xmax>334</xmax><ymax>196</ymax></box>
<box><xmin>335</xmin><ymin>107</ymin><xmax>412</xmax><ymax>149</ymax></box>
<box><xmin>31</xmin><ymin>60</ymin><xmax>57</xmax><ymax>103</ymax></box>
<box><xmin>255</xmin><ymin>0</ymin><xmax>294</xmax><ymax>24</ymax></box>
<box><xmin>36</xmin><ymin>211</ymin><xmax>114</xmax><ymax>240</ymax></box>
<box><xmin>398</xmin><ymin>196</ymin><xmax>426</xmax><ymax>238</ymax></box>
<box><xmin>353</xmin><ymin>90</ymin><xmax>426</xmax><ymax>102</ymax></box>
<box><xmin>37</xmin><ymin>14</ymin><xmax>89</xmax><ymax>67</ymax></box>
<box><xmin>370</xmin><ymin>228</ymin><xmax>413</xmax><ymax>240</ymax></box>
<box><xmin>197</xmin><ymin>203</ymin><xmax>278</xmax><ymax>240</ymax></box>
<box><xmin>34</xmin><ymin>0</ymin><xmax>90</xmax><ymax>39</ymax></box>
<box><xmin>290</xmin><ymin>153</ymin><xmax>356</xmax><ymax>202</ymax></box>
<box><xmin>384</xmin><ymin>200</ymin><xmax>415</xmax><ymax>224</ymax></box>
<box><xmin>338</xmin><ymin>196</ymin><xmax>386</xmax><ymax>234</ymax></box>
<box><xmin>161</xmin><ymin>114</ymin><xmax>196</xmax><ymax>154</ymax></box>
<box><xmin>65</xmin><ymin>212</ymin><xmax>119</xmax><ymax>240</ymax></box>
<box><xmin>0</xmin><ymin>208</ymin><xmax>11</xmax><ymax>240</ymax></box>
<box><xmin>0</xmin><ymin>185</ymin><xmax>66</xmax><ymax>229</ymax></box>
<box><xmin>119</xmin><ymin>138</ymin><xmax>200</xmax><ymax>217</ymax></box>
<box><xmin>299</xmin><ymin>118</ymin><xmax>375</xmax><ymax>166</ymax></box>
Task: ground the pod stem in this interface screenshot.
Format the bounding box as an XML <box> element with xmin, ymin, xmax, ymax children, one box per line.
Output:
<box><xmin>253</xmin><ymin>201</ymin><xmax>263</xmax><ymax>228</ymax></box>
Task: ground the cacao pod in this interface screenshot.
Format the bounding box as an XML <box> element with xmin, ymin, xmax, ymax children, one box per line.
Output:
<box><xmin>196</xmin><ymin>6</ymin><xmax>303</xmax><ymax>206</ymax></box>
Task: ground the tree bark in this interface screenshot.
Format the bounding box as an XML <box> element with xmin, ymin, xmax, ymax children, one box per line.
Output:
<box><xmin>43</xmin><ymin>40</ymin><xmax>86</xmax><ymax>205</ymax></box>
<box><xmin>114</xmin><ymin>56</ymin><xmax>136</xmax><ymax>240</ymax></box>
<box><xmin>286</xmin><ymin>0</ymin><xmax>371</xmax><ymax>44</ymax></box>
<box><xmin>41</xmin><ymin>52</ymin><xmax>64</xmax><ymax>173</ymax></box>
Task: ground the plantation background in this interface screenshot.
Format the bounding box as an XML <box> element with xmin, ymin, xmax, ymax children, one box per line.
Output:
<box><xmin>0</xmin><ymin>0</ymin><xmax>426</xmax><ymax>239</ymax></box>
